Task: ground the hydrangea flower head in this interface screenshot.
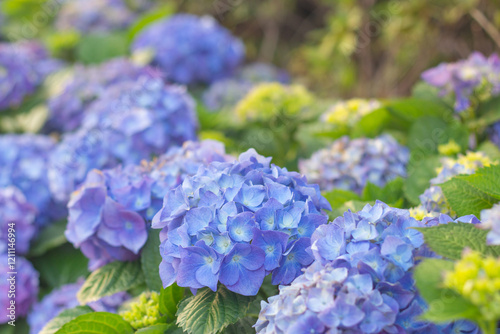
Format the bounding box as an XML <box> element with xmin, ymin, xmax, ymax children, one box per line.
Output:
<box><xmin>419</xmin><ymin>151</ymin><xmax>493</xmax><ymax>216</ymax></box>
<box><xmin>422</xmin><ymin>52</ymin><xmax>500</xmax><ymax>112</ymax></box>
<box><xmin>480</xmin><ymin>203</ymin><xmax>500</xmax><ymax>245</ymax></box>
<box><xmin>202</xmin><ymin>79</ymin><xmax>253</xmax><ymax>112</ymax></box>
<box><xmin>132</xmin><ymin>14</ymin><xmax>245</xmax><ymax>84</ymax></box>
<box><xmin>235</xmin><ymin>83</ymin><xmax>314</xmax><ymax>122</ymax></box>
<box><xmin>153</xmin><ymin>149</ymin><xmax>331</xmax><ymax>296</ymax></box>
<box><xmin>66</xmin><ymin>141</ymin><xmax>232</xmax><ymax>270</ymax></box>
<box><xmin>55</xmin><ymin>0</ymin><xmax>136</xmax><ymax>33</ymax></box>
<box><xmin>256</xmin><ymin>202</ymin><xmax>479</xmax><ymax>333</ymax></box>
<box><xmin>48</xmin><ymin>77</ymin><xmax>198</xmax><ymax>203</ymax></box>
<box><xmin>0</xmin><ymin>41</ymin><xmax>60</xmax><ymax>110</ymax></box>
<box><xmin>0</xmin><ymin>256</ymin><xmax>38</xmax><ymax>322</ymax></box>
<box><xmin>321</xmin><ymin>99</ymin><xmax>381</xmax><ymax>127</ymax></box>
<box><xmin>299</xmin><ymin>134</ymin><xmax>409</xmax><ymax>193</ymax></box>
<box><xmin>236</xmin><ymin>63</ymin><xmax>290</xmax><ymax>84</ymax></box>
<box><xmin>0</xmin><ymin>187</ymin><xmax>36</xmax><ymax>255</ymax></box>
<box><xmin>120</xmin><ymin>291</ymin><xmax>163</xmax><ymax>329</ymax></box>
<box><xmin>45</xmin><ymin>58</ymin><xmax>160</xmax><ymax>133</ymax></box>
<box><xmin>27</xmin><ymin>279</ymin><xmax>129</xmax><ymax>334</ymax></box>
<box><xmin>0</xmin><ymin>134</ymin><xmax>66</xmax><ymax>227</ymax></box>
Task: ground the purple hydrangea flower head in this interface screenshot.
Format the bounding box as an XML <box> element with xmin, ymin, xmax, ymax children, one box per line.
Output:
<box><xmin>55</xmin><ymin>0</ymin><xmax>136</xmax><ymax>33</ymax></box>
<box><xmin>48</xmin><ymin>76</ymin><xmax>198</xmax><ymax>204</ymax></box>
<box><xmin>422</xmin><ymin>52</ymin><xmax>500</xmax><ymax>112</ymax></box>
<box><xmin>27</xmin><ymin>278</ymin><xmax>129</xmax><ymax>334</ymax></box>
<box><xmin>255</xmin><ymin>201</ymin><xmax>480</xmax><ymax>333</ymax></box>
<box><xmin>0</xmin><ymin>187</ymin><xmax>36</xmax><ymax>255</ymax></box>
<box><xmin>299</xmin><ymin>134</ymin><xmax>409</xmax><ymax>194</ymax></box>
<box><xmin>66</xmin><ymin>140</ymin><xmax>232</xmax><ymax>270</ymax></box>
<box><xmin>419</xmin><ymin>152</ymin><xmax>492</xmax><ymax>216</ymax></box>
<box><xmin>0</xmin><ymin>256</ymin><xmax>38</xmax><ymax>322</ymax></box>
<box><xmin>236</xmin><ymin>62</ymin><xmax>290</xmax><ymax>84</ymax></box>
<box><xmin>480</xmin><ymin>202</ymin><xmax>500</xmax><ymax>245</ymax></box>
<box><xmin>0</xmin><ymin>134</ymin><xmax>66</xmax><ymax>227</ymax></box>
<box><xmin>0</xmin><ymin>41</ymin><xmax>61</xmax><ymax>110</ymax></box>
<box><xmin>132</xmin><ymin>14</ymin><xmax>245</xmax><ymax>85</ymax></box>
<box><xmin>153</xmin><ymin>149</ymin><xmax>331</xmax><ymax>296</ymax></box>
<box><xmin>45</xmin><ymin>58</ymin><xmax>160</xmax><ymax>133</ymax></box>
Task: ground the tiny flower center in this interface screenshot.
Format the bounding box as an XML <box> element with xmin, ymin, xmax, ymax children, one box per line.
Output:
<box><xmin>206</xmin><ymin>257</ymin><xmax>213</xmax><ymax>264</ymax></box>
<box><xmin>266</xmin><ymin>245</ymin><xmax>274</xmax><ymax>253</ymax></box>
<box><xmin>233</xmin><ymin>255</ymin><xmax>241</xmax><ymax>262</ymax></box>
<box><xmin>235</xmin><ymin>228</ymin><xmax>242</xmax><ymax>235</ymax></box>
<box><xmin>125</xmin><ymin>221</ymin><xmax>133</xmax><ymax>230</ymax></box>
<box><xmin>287</xmin><ymin>253</ymin><xmax>295</xmax><ymax>261</ymax></box>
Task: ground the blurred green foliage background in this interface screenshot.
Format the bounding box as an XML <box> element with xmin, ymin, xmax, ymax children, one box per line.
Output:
<box><xmin>2</xmin><ymin>0</ymin><xmax>500</xmax><ymax>98</ymax></box>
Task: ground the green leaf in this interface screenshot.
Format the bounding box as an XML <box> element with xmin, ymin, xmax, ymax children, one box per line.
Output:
<box><xmin>221</xmin><ymin>317</ymin><xmax>257</xmax><ymax>334</ymax></box>
<box><xmin>40</xmin><ymin>306</ymin><xmax>94</xmax><ymax>334</ymax></box>
<box><xmin>455</xmin><ymin>165</ymin><xmax>500</xmax><ymax>199</ymax></box>
<box><xmin>176</xmin><ymin>286</ymin><xmax>255</xmax><ymax>334</ymax></box>
<box><xmin>351</xmin><ymin>108</ymin><xmax>391</xmax><ymax>138</ymax></box>
<box><xmin>386</xmin><ymin>98</ymin><xmax>454</xmax><ymax>124</ymax></box>
<box><xmin>76</xmin><ymin>33</ymin><xmax>128</xmax><ymax>64</ymax></box>
<box><xmin>159</xmin><ymin>284</ymin><xmax>186</xmax><ymax>322</ymax></box>
<box><xmin>77</xmin><ymin>261</ymin><xmax>144</xmax><ymax>304</ymax></box>
<box><xmin>30</xmin><ymin>219</ymin><xmax>68</xmax><ymax>256</ymax></box>
<box><xmin>477</xmin><ymin>141</ymin><xmax>500</xmax><ymax>162</ymax></box>
<box><xmin>361</xmin><ymin>177</ymin><xmax>404</xmax><ymax>204</ymax></box>
<box><xmin>55</xmin><ymin>312</ymin><xmax>134</xmax><ymax>334</ymax></box>
<box><xmin>404</xmin><ymin>154</ymin><xmax>441</xmax><ymax>205</ymax></box>
<box><xmin>473</xmin><ymin>95</ymin><xmax>500</xmax><ymax>128</ymax></box>
<box><xmin>135</xmin><ymin>323</ymin><xmax>180</xmax><ymax>334</ymax></box>
<box><xmin>32</xmin><ymin>243</ymin><xmax>89</xmax><ymax>290</ymax></box>
<box><xmin>415</xmin><ymin>223</ymin><xmax>500</xmax><ymax>260</ymax></box>
<box><xmin>322</xmin><ymin>189</ymin><xmax>360</xmax><ymax>209</ymax></box>
<box><xmin>141</xmin><ymin>229</ymin><xmax>163</xmax><ymax>292</ymax></box>
<box><xmin>414</xmin><ymin>258</ymin><xmax>454</xmax><ymax>303</ymax></box>
<box><xmin>128</xmin><ymin>6</ymin><xmax>174</xmax><ymax>42</ymax></box>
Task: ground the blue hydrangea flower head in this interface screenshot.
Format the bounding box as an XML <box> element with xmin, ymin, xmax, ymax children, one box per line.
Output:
<box><xmin>0</xmin><ymin>134</ymin><xmax>66</xmax><ymax>227</ymax></box>
<box><xmin>48</xmin><ymin>77</ymin><xmax>198</xmax><ymax>203</ymax></box>
<box><xmin>202</xmin><ymin>79</ymin><xmax>253</xmax><ymax>112</ymax></box>
<box><xmin>480</xmin><ymin>202</ymin><xmax>500</xmax><ymax>245</ymax></box>
<box><xmin>0</xmin><ymin>256</ymin><xmax>38</xmax><ymax>322</ymax></box>
<box><xmin>45</xmin><ymin>58</ymin><xmax>160</xmax><ymax>133</ymax></box>
<box><xmin>55</xmin><ymin>0</ymin><xmax>136</xmax><ymax>33</ymax></box>
<box><xmin>0</xmin><ymin>41</ymin><xmax>61</xmax><ymax>110</ymax></box>
<box><xmin>153</xmin><ymin>149</ymin><xmax>331</xmax><ymax>296</ymax></box>
<box><xmin>299</xmin><ymin>134</ymin><xmax>409</xmax><ymax>194</ymax></box>
<box><xmin>419</xmin><ymin>151</ymin><xmax>493</xmax><ymax>216</ymax></box>
<box><xmin>132</xmin><ymin>14</ymin><xmax>245</xmax><ymax>84</ymax></box>
<box><xmin>421</xmin><ymin>52</ymin><xmax>500</xmax><ymax>112</ymax></box>
<box><xmin>255</xmin><ymin>201</ymin><xmax>480</xmax><ymax>333</ymax></box>
<box><xmin>27</xmin><ymin>279</ymin><xmax>129</xmax><ymax>334</ymax></box>
<box><xmin>66</xmin><ymin>140</ymin><xmax>232</xmax><ymax>270</ymax></box>
<box><xmin>0</xmin><ymin>187</ymin><xmax>36</xmax><ymax>255</ymax></box>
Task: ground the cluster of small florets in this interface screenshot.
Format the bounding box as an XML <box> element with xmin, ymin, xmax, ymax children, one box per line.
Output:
<box><xmin>0</xmin><ymin>134</ymin><xmax>66</xmax><ymax>227</ymax></box>
<box><xmin>0</xmin><ymin>187</ymin><xmax>36</xmax><ymax>255</ymax></box>
<box><xmin>235</xmin><ymin>82</ymin><xmax>314</xmax><ymax>122</ymax></box>
<box><xmin>0</xmin><ymin>256</ymin><xmax>39</xmax><ymax>323</ymax></box>
<box><xmin>152</xmin><ymin>149</ymin><xmax>331</xmax><ymax>296</ymax></box>
<box><xmin>55</xmin><ymin>0</ymin><xmax>136</xmax><ymax>33</ymax></box>
<box><xmin>66</xmin><ymin>141</ymin><xmax>232</xmax><ymax>270</ymax></box>
<box><xmin>422</xmin><ymin>52</ymin><xmax>500</xmax><ymax>112</ymax></box>
<box><xmin>418</xmin><ymin>151</ymin><xmax>493</xmax><ymax>216</ymax></box>
<box><xmin>120</xmin><ymin>292</ymin><xmax>163</xmax><ymax>329</ymax></box>
<box><xmin>27</xmin><ymin>279</ymin><xmax>129</xmax><ymax>334</ymax></box>
<box><xmin>480</xmin><ymin>203</ymin><xmax>500</xmax><ymax>245</ymax></box>
<box><xmin>299</xmin><ymin>134</ymin><xmax>409</xmax><ymax>194</ymax></box>
<box><xmin>321</xmin><ymin>98</ymin><xmax>381</xmax><ymax>127</ymax></box>
<box><xmin>255</xmin><ymin>202</ymin><xmax>479</xmax><ymax>333</ymax></box>
<box><xmin>444</xmin><ymin>250</ymin><xmax>500</xmax><ymax>322</ymax></box>
<box><xmin>48</xmin><ymin>77</ymin><xmax>198</xmax><ymax>203</ymax></box>
<box><xmin>0</xmin><ymin>41</ymin><xmax>60</xmax><ymax>110</ymax></box>
<box><xmin>45</xmin><ymin>58</ymin><xmax>159</xmax><ymax>133</ymax></box>
<box><xmin>132</xmin><ymin>14</ymin><xmax>245</xmax><ymax>85</ymax></box>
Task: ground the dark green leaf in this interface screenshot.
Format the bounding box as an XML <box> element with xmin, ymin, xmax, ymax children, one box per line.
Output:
<box><xmin>40</xmin><ymin>306</ymin><xmax>93</xmax><ymax>334</ymax></box>
<box><xmin>55</xmin><ymin>312</ymin><xmax>134</xmax><ymax>334</ymax></box>
<box><xmin>160</xmin><ymin>284</ymin><xmax>186</xmax><ymax>322</ymax></box>
<box><xmin>221</xmin><ymin>317</ymin><xmax>257</xmax><ymax>334</ymax></box>
<box><xmin>76</xmin><ymin>33</ymin><xmax>128</xmax><ymax>64</ymax></box>
<box><xmin>361</xmin><ymin>177</ymin><xmax>405</xmax><ymax>204</ymax></box>
<box><xmin>176</xmin><ymin>286</ymin><xmax>255</xmax><ymax>334</ymax></box>
<box><xmin>77</xmin><ymin>261</ymin><xmax>144</xmax><ymax>304</ymax></box>
<box><xmin>30</xmin><ymin>219</ymin><xmax>68</xmax><ymax>256</ymax></box>
<box><xmin>415</xmin><ymin>223</ymin><xmax>500</xmax><ymax>260</ymax></box>
<box><xmin>386</xmin><ymin>98</ymin><xmax>454</xmax><ymax>124</ymax></box>
<box><xmin>141</xmin><ymin>229</ymin><xmax>163</xmax><ymax>292</ymax></box>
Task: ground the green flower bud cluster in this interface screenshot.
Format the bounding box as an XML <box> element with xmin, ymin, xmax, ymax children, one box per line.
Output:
<box><xmin>120</xmin><ymin>292</ymin><xmax>163</xmax><ymax>329</ymax></box>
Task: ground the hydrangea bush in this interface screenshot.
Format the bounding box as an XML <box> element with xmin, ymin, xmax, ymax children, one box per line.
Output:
<box><xmin>132</xmin><ymin>14</ymin><xmax>245</xmax><ymax>85</ymax></box>
<box><xmin>48</xmin><ymin>77</ymin><xmax>198</xmax><ymax>203</ymax></box>
<box><xmin>299</xmin><ymin>134</ymin><xmax>409</xmax><ymax>193</ymax></box>
<box><xmin>152</xmin><ymin>149</ymin><xmax>331</xmax><ymax>296</ymax></box>
<box><xmin>0</xmin><ymin>187</ymin><xmax>36</xmax><ymax>255</ymax></box>
<box><xmin>66</xmin><ymin>140</ymin><xmax>232</xmax><ymax>269</ymax></box>
<box><xmin>45</xmin><ymin>58</ymin><xmax>159</xmax><ymax>133</ymax></box>
<box><xmin>255</xmin><ymin>202</ymin><xmax>479</xmax><ymax>333</ymax></box>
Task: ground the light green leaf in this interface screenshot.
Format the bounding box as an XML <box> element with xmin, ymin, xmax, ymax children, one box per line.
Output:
<box><xmin>30</xmin><ymin>219</ymin><xmax>68</xmax><ymax>256</ymax></box>
<box><xmin>455</xmin><ymin>165</ymin><xmax>500</xmax><ymax>200</ymax></box>
<box><xmin>159</xmin><ymin>284</ymin><xmax>185</xmax><ymax>322</ymax></box>
<box><xmin>55</xmin><ymin>312</ymin><xmax>134</xmax><ymax>334</ymax></box>
<box><xmin>386</xmin><ymin>98</ymin><xmax>454</xmax><ymax>124</ymax></box>
<box><xmin>77</xmin><ymin>261</ymin><xmax>144</xmax><ymax>304</ymax></box>
<box><xmin>415</xmin><ymin>223</ymin><xmax>500</xmax><ymax>260</ymax></box>
<box><xmin>128</xmin><ymin>6</ymin><xmax>174</xmax><ymax>42</ymax></box>
<box><xmin>322</xmin><ymin>189</ymin><xmax>360</xmax><ymax>209</ymax></box>
<box><xmin>351</xmin><ymin>107</ymin><xmax>391</xmax><ymax>138</ymax></box>
<box><xmin>141</xmin><ymin>229</ymin><xmax>163</xmax><ymax>292</ymax></box>
<box><xmin>176</xmin><ymin>286</ymin><xmax>255</xmax><ymax>334</ymax></box>
<box><xmin>135</xmin><ymin>323</ymin><xmax>180</xmax><ymax>334</ymax></box>
<box><xmin>76</xmin><ymin>33</ymin><xmax>128</xmax><ymax>64</ymax></box>
<box><xmin>361</xmin><ymin>177</ymin><xmax>404</xmax><ymax>204</ymax></box>
<box><xmin>404</xmin><ymin>155</ymin><xmax>441</xmax><ymax>205</ymax></box>
<box><xmin>40</xmin><ymin>306</ymin><xmax>93</xmax><ymax>334</ymax></box>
